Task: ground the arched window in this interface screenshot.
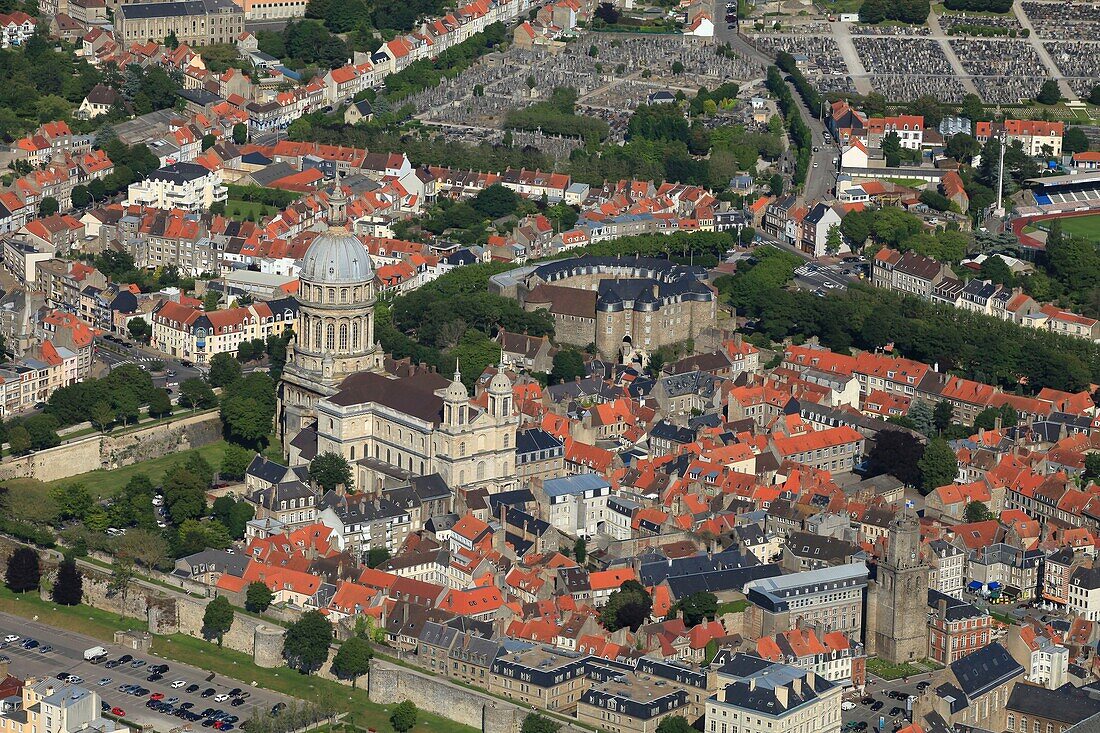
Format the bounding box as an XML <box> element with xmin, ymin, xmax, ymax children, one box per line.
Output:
<box><xmin>325</xmin><ymin>322</ymin><xmax>335</xmax><ymax>350</ymax></box>
<box><xmin>313</xmin><ymin>318</ymin><xmax>322</xmax><ymax>350</ymax></box>
<box><xmin>476</xmin><ymin>461</ymin><xmax>485</xmax><ymax>480</ymax></box>
<box><xmin>339</xmin><ymin>323</ymin><xmax>348</xmax><ymax>350</ymax></box>
<box><xmin>351</xmin><ymin>321</ymin><xmax>360</xmax><ymax>349</ymax></box>
<box><xmin>327</xmin><ymin>288</ymin><xmax>335</xmax><ymax>302</ymax></box>
<box><xmin>340</xmin><ymin>288</ymin><xmax>349</xmax><ymax>303</ymax></box>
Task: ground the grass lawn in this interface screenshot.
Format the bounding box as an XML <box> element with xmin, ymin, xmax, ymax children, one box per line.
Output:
<box><xmin>225</xmin><ymin>200</ymin><xmax>278</xmax><ymax>221</ymax></box>
<box><xmin>819</xmin><ymin>0</ymin><xmax>863</xmax><ymax>13</ymax></box>
<box><xmin>1025</xmin><ymin>214</ymin><xmax>1100</xmax><ymax>239</ymax></box>
<box><xmin>0</xmin><ymin>584</ymin><xmax>144</xmax><ymax>642</ymax></box>
<box><xmin>1052</xmin><ymin>213</ymin><xmax>1100</xmax><ymax>239</ymax></box>
<box><xmin>717</xmin><ymin>599</ymin><xmax>750</xmax><ymax>614</ymax></box>
<box><xmin>152</xmin><ymin>634</ymin><xmax>477</xmax><ymax>733</ymax></box>
<box><xmin>3</xmin><ymin>440</ymin><xmax>230</xmax><ymax>501</ymax></box>
<box><xmin>866</xmin><ymin>658</ymin><xmax>939</xmax><ymax>680</ymax></box>
<box><xmin>884</xmin><ymin>178</ymin><xmax>928</xmax><ymax>188</ymax></box>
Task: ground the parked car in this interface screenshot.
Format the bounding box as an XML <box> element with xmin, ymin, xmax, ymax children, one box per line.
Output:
<box><xmin>111</xmin><ymin>707</ymin><xmax>125</xmax><ymax>717</ymax></box>
<box><xmin>186</xmin><ymin>685</ymin><xmax>200</xmax><ymax>694</ymax></box>
<box><xmin>201</xmin><ymin>689</ymin><xmax>216</xmax><ymax>698</ymax></box>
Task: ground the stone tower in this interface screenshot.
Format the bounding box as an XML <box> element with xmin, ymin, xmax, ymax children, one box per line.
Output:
<box><xmin>278</xmin><ymin>184</ymin><xmax>384</xmax><ymax>451</ymax></box>
<box><xmin>869</xmin><ymin>507</ymin><xmax>929</xmax><ymax>663</ymax></box>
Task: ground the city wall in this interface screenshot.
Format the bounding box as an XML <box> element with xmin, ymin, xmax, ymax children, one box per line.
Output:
<box><xmin>0</xmin><ymin>411</ymin><xmax>223</xmax><ymax>483</ymax></box>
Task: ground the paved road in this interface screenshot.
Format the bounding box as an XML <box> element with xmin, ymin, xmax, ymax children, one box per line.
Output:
<box><xmin>0</xmin><ymin>612</ymin><xmax>286</xmax><ymax>731</ymax></box>
<box><xmin>842</xmin><ymin>672</ymin><xmax>933</xmax><ymax>733</ymax></box>
<box><xmin>94</xmin><ymin>337</ymin><xmax>205</xmax><ymax>387</ymax></box>
<box><xmin>1011</xmin><ymin>0</ymin><xmax>1077</xmax><ymax>101</ymax></box>
<box><xmin>709</xmin><ymin>19</ymin><xmax>840</xmax><ymax>201</ymax></box>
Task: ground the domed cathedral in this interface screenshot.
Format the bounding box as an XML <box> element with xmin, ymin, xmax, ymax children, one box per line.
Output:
<box><xmin>278</xmin><ymin>184</ymin><xmax>385</xmax><ymax>451</ymax></box>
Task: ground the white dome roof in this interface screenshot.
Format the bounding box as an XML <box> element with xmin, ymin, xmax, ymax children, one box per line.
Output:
<box><xmin>301</xmin><ymin>229</ymin><xmax>373</xmax><ymax>285</ymax></box>
<box><xmin>489</xmin><ymin>369</ymin><xmax>511</xmax><ymax>394</ymax></box>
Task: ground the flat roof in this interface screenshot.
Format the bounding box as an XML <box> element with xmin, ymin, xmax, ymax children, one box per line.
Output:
<box><xmin>1028</xmin><ymin>169</ymin><xmax>1100</xmax><ymax>186</ymax></box>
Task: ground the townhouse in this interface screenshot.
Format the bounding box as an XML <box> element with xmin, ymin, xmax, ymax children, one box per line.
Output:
<box><xmin>150</xmin><ymin>297</ymin><xmax>297</xmax><ymax>363</ymax></box>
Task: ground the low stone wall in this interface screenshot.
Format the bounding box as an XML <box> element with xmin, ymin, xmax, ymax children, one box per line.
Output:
<box><xmin>0</xmin><ymin>411</ymin><xmax>222</xmax><ymax>483</ymax></box>
<box><xmin>367</xmin><ymin>662</ymin><xmax>524</xmax><ymax>733</ymax></box>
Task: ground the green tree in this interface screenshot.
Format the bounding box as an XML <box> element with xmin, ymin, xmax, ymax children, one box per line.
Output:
<box><xmin>1063</xmin><ymin>127</ymin><xmax>1089</xmax><ymax>156</ymax></box>
<box><xmin>147</xmin><ymin>389</ymin><xmax>172</xmax><ymax>418</ymax></box>
<box><xmin>472</xmin><ymin>183</ymin><xmax>519</xmax><ymax>219</ymax></box>
<box><xmin>1036</xmin><ymin>80</ymin><xmax>1060</xmax><ymax>105</ymax></box>
<box><xmin>964</xmin><ymin>500</ymin><xmax>994</xmax><ymax>523</ymax></box>
<box><xmin>573</xmin><ymin>537</ymin><xmax>586</xmax><ymax>565</ymax></box>
<box><xmin>390</xmin><ymin>701</ymin><xmax>418</xmax><ymax>733</ymax></box>
<box><xmin>331</xmin><ymin>636</ymin><xmax>372</xmax><ymax>688</ymax></box>
<box><xmin>550</xmin><ymin>349</ymin><xmax>585</xmax><ymax>384</ymax></box>
<box><xmin>979</xmin><ymin>256</ymin><xmax>1015</xmax><ymax>287</ymax></box>
<box><xmin>366</xmin><ymin>548</ymin><xmax>390</xmax><ymax>568</ymax></box>
<box><xmin>309</xmin><ymin>452</ymin><xmax>353</xmax><ymax>492</ymax></box>
<box><xmin>655</xmin><ymin>717</ymin><xmax>695</xmax><ymax>733</ymax></box>
<box><xmin>522</xmin><ymin>713</ymin><xmax>562</xmax><ymax>733</ymax></box>
<box><xmin>38</xmin><ymin>197</ymin><xmax>59</xmax><ymax>217</ymax></box>
<box><xmin>246</xmin><ymin>581</ymin><xmax>274</xmax><ymax>613</ymax></box>
<box><xmin>179</xmin><ymin>378</ymin><xmax>217</xmax><ymax>409</ymax></box>
<box><xmin>283</xmin><ymin>610</ymin><xmax>333</xmax><ymax>673</ymax></box>
<box><xmin>919</xmin><ymin>437</ymin><xmax>958</xmax><ymax>493</ymax></box>
<box><xmin>1084</xmin><ymin>453</ymin><xmax>1100</xmax><ymax>484</ymax></box>
<box><xmin>945</xmin><ymin>132</ymin><xmax>980</xmax><ymax>163</ymax></box>
<box><xmin>71</xmin><ymin>185</ymin><xmax>91</xmax><ymax>209</ymax></box>
<box><xmin>5</xmin><ymin>547</ymin><xmax>40</xmax><ymax>593</ymax></box>
<box><xmin>933</xmin><ymin>400</ymin><xmax>954</xmax><ymax>433</ymax></box>
<box><xmin>600</xmin><ymin>580</ymin><xmax>652</xmax><ymax>632</ymax></box>
<box><xmin>203</xmin><ymin>290</ymin><xmax>221</xmax><ymax>312</ymax></box>
<box><xmin>825</xmin><ymin>224</ymin><xmax>842</xmax><ymax>255</ymax></box>
<box><xmin>208</xmin><ymin>353</ymin><xmax>242</xmax><ymax>387</ymax></box>
<box><xmin>769</xmin><ymin>172</ymin><xmax>784</xmax><ymax>196</ymax></box>
<box><xmin>1090</xmin><ymin>85</ymin><xmax>1100</xmax><ymax>106</ymax></box>
<box><xmin>961</xmin><ymin>94</ymin><xmax>984</xmax><ymax>133</ymax></box>
<box><xmin>51</xmin><ymin>557</ymin><xmax>83</xmax><ymax>605</ymax></box>
<box><xmin>90</xmin><ymin>400</ymin><xmax>115</xmax><ymax>431</ymax></box>
<box><xmin>201</xmin><ymin>134</ymin><xmax>216</xmax><ymax>151</ymax></box>
<box><xmin>221</xmin><ymin>444</ymin><xmax>253</xmax><ymax>480</ymax></box>
<box><xmin>203</xmin><ymin>595</ymin><xmax>234</xmax><ymax>646</ymax></box>
<box><xmin>882</xmin><ymin>131</ymin><xmax>902</xmax><ymax>167</ymax></box>
<box><xmin>866</xmin><ymin>429</ymin><xmax>924</xmax><ymax>487</ymax></box>
<box><xmin>128</xmin><ymin>318</ymin><xmax>152</xmax><ymax>344</ymax></box>
<box><xmin>673</xmin><ymin>591</ymin><xmax>718</xmax><ymax>626</ymax></box>
<box><xmin>232</xmin><ymin>122</ymin><xmax>247</xmax><ymax>145</ymax></box>
<box><xmin>49</xmin><ymin>483</ymin><xmax>93</xmax><ymax>522</ymax></box>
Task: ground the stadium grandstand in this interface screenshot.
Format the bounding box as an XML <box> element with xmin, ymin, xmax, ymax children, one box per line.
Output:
<box><xmin>1022</xmin><ymin>170</ymin><xmax>1100</xmax><ymax>214</ymax></box>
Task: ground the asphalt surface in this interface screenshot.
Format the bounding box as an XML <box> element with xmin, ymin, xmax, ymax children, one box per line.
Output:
<box><xmin>793</xmin><ymin>260</ymin><xmax>867</xmax><ymax>293</ymax></box>
<box><xmin>94</xmin><ymin>337</ymin><xmax>205</xmax><ymax>387</ymax></box>
<box><xmin>842</xmin><ymin>672</ymin><xmax>932</xmax><ymax>733</ymax></box>
<box><xmin>710</xmin><ymin>15</ymin><xmax>840</xmax><ymax>203</ymax></box>
<box><xmin>0</xmin><ymin>612</ymin><xmax>286</xmax><ymax>731</ymax></box>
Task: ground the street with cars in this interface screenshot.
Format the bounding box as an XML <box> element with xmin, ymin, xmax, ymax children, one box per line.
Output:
<box><xmin>841</xmin><ymin>674</ymin><xmax>932</xmax><ymax>733</ymax></box>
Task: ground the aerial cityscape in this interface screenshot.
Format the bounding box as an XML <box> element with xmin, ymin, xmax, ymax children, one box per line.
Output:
<box><xmin>0</xmin><ymin>0</ymin><xmax>1094</xmax><ymax>732</ymax></box>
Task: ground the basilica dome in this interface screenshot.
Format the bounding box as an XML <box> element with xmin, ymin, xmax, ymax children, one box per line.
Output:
<box><xmin>301</xmin><ymin>229</ymin><xmax>373</xmax><ymax>285</ymax></box>
<box><xmin>299</xmin><ymin>184</ymin><xmax>373</xmax><ymax>285</ymax></box>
